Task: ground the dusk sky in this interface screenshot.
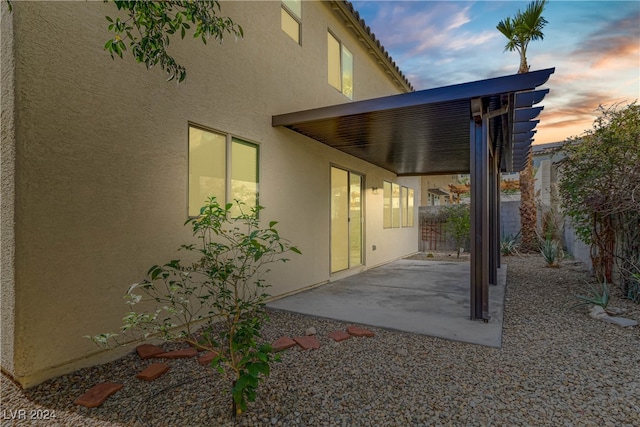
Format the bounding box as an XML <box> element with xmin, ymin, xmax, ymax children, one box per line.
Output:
<box><xmin>350</xmin><ymin>0</ymin><xmax>640</xmax><ymax>144</ymax></box>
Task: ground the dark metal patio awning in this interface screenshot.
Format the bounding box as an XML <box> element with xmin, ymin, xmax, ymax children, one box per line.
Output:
<box><xmin>273</xmin><ymin>68</ymin><xmax>554</xmax><ymax>175</ymax></box>
<box><xmin>273</xmin><ymin>68</ymin><xmax>555</xmax><ymax>322</ymax></box>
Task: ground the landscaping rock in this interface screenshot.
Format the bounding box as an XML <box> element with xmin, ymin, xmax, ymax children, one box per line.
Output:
<box><xmin>601</xmin><ymin>316</ymin><xmax>638</xmax><ymax>328</ymax></box>
<box><xmin>73</xmin><ymin>383</ymin><xmax>123</xmax><ymax>408</ymax></box>
<box><xmin>136</xmin><ymin>363</ymin><xmax>170</xmax><ymax>381</ymax></box>
<box><xmin>153</xmin><ymin>348</ymin><xmax>198</xmax><ymax>359</ymax></box>
<box><xmin>589</xmin><ymin>305</ymin><xmax>608</xmax><ymax>319</ymax></box>
<box><xmin>136</xmin><ymin>344</ymin><xmax>165</xmax><ymax>359</ymax></box>
<box><xmin>328</xmin><ymin>330</ymin><xmax>351</xmax><ymax>342</ymax></box>
<box><xmin>605</xmin><ymin>307</ymin><xmax>627</xmax><ymax>315</ymax></box>
<box><xmin>589</xmin><ymin>306</ymin><xmax>638</xmax><ymax>327</ymax></box>
<box><xmin>271</xmin><ymin>336</ymin><xmax>297</xmax><ymax>352</ymax></box>
<box><xmin>305</xmin><ymin>326</ymin><xmax>317</xmax><ymax>336</ymax></box>
<box><xmin>347</xmin><ymin>325</ymin><xmax>375</xmax><ymax>337</ymax></box>
<box><xmin>293</xmin><ymin>335</ymin><xmax>320</xmax><ymax>350</ymax></box>
<box><xmin>5</xmin><ymin>254</ymin><xmax>640</xmax><ymax>426</ymax></box>
<box><xmin>198</xmin><ymin>351</ymin><xmax>219</xmax><ymax>366</ymax></box>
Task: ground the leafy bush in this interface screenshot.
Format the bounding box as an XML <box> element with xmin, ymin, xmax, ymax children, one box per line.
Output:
<box><xmin>89</xmin><ymin>197</ymin><xmax>300</xmax><ymax>416</ymax></box>
<box><xmin>443</xmin><ymin>204</ymin><xmax>470</xmax><ymax>258</ymax></box>
<box><xmin>558</xmin><ymin>102</ymin><xmax>640</xmax><ymax>298</ymax></box>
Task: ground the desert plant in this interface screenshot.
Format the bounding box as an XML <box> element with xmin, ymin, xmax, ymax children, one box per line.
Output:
<box><xmin>571</xmin><ymin>280</ymin><xmax>610</xmax><ymax>310</ymax></box>
<box><xmin>540</xmin><ymin>205</ymin><xmax>564</xmax><ymax>243</ymax></box>
<box><xmin>497</xmin><ymin>0</ymin><xmax>548</xmax><ymax>252</ymax></box>
<box><xmin>89</xmin><ymin>197</ymin><xmax>300</xmax><ymax>417</ymax></box>
<box><xmin>559</xmin><ymin>102</ymin><xmax>640</xmax><ymax>293</ymax></box>
<box><xmin>540</xmin><ymin>238</ymin><xmax>562</xmax><ymax>266</ymax></box>
<box><xmin>628</xmin><ymin>273</ymin><xmax>640</xmax><ymax>303</ymax></box>
<box><xmin>500</xmin><ymin>233</ymin><xmax>521</xmax><ymax>256</ymax></box>
<box><xmin>443</xmin><ymin>204</ymin><xmax>470</xmax><ymax>258</ymax></box>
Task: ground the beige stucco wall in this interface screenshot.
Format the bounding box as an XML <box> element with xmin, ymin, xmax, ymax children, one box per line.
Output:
<box><xmin>1</xmin><ymin>1</ymin><xmax>16</xmax><ymax>375</ymax></box>
<box><xmin>4</xmin><ymin>1</ymin><xmax>419</xmax><ymax>387</ymax></box>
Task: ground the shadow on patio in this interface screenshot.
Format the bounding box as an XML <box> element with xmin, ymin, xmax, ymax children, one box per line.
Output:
<box><xmin>267</xmin><ymin>259</ymin><xmax>506</xmax><ymax>347</ymax></box>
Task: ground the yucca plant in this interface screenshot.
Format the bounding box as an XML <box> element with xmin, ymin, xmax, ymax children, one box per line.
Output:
<box><xmin>540</xmin><ymin>238</ymin><xmax>561</xmax><ymax>267</ymax></box>
<box><xmin>571</xmin><ymin>280</ymin><xmax>610</xmax><ymax>310</ymax></box>
<box><xmin>500</xmin><ymin>233</ymin><xmax>520</xmax><ymax>256</ymax></box>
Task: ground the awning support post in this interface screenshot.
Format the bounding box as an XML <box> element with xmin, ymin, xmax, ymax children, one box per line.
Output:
<box><xmin>470</xmin><ymin>109</ymin><xmax>490</xmax><ymax>321</ymax></box>
<box><xmin>489</xmin><ymin>152</ymin><xmax>499</xmax><ymax>286</ymax></box>
<box><xmin>496</xmin><ymin>161</ymin><xmax>502</xmax><ymax>270</ymax></box>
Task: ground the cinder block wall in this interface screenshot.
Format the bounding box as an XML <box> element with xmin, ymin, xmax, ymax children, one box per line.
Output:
<box><xmin>500</xmin><ymin>200</ymin><xmax>522</xmax><ymax>239</ymax></box>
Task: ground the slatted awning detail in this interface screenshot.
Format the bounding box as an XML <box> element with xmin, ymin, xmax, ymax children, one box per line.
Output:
<box><xmin>273</xmin><ymin>68</ymin><xmax>555</xmax><ymax>175</ymax></box>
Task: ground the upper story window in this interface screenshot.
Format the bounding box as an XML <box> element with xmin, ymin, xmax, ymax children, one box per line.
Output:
<box><xmin>328</xmin><ymin>31</ymin><xmax>353</xmax><ymax>99</ymax></box>
<box><xmin>281</xmin><ymin>0</ymin><xmax>301</xmax><ymax>44</ymax></box>
<box><xmin>188</xmin><ymin>125</ymin><xmax>259</xmax><ymax>217</ymax></box>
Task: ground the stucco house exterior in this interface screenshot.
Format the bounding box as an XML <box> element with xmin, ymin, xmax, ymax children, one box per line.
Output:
<box><xmin>2</xmin><ymin>0</ymin><xmax>555</xmax><ymax>388</ymax></box>
<box><xmin>1</xmin><ymin>1</ymin><xmax>422</xmax><ymax>387</ymax></box>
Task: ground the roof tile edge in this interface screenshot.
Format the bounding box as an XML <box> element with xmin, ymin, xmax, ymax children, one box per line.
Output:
<box><xmin>331</xmin><ymin>1</ymin><xmax>414</xmax><ymax>93</ymax></box>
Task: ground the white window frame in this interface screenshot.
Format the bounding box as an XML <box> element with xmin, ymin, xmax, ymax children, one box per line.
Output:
<box><xmin>383</xmin><ymin>181</ymin><xmax>415</xmax><ymax>229</ymax></box>
<box><xmin>188</xmin><ymin>123</ymin><xmax>259</xmax><ymax>217</ymax></box>
<box><xmin>327</xmin><ymin>30</ymin><xmax>353</xmax><ymax>99</ymax></box>
<box><xmin>281</xmin><ymin>0</ymin><xmax>301</xmax><ymax>44</ymax></box>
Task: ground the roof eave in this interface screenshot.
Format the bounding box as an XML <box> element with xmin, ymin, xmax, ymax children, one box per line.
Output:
<box><xmin>328</xmin><ymin>1</ymin><xmax>413</xmax><ymax>93</ymax></box>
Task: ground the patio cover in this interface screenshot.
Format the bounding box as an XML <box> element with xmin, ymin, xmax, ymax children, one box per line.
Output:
<box><xmin>273</xmin><ymin>68</ymin><xmax>554</xmax><ymax>320</ymax></box>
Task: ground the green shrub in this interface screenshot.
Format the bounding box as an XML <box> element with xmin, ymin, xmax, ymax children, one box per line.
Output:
<box><xmin>540</xmin><ymin>238</ymin><xmax>562</xmax><ymax>267</ymax></box>
<box><xmin>89</xmin><ymin>197</ymin><xmax>300</xmax><ymax>417</ymax></box>
<box><xmin>443</xmin><ymin>204</ymin><xmax>470</xmax><ymax>258</ymax></box>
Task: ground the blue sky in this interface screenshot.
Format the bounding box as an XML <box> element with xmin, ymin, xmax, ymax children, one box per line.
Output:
<box><xmin>350</xmin><ymin>0</ymin><xmax>640</xmax><ymax>144</ymax></box>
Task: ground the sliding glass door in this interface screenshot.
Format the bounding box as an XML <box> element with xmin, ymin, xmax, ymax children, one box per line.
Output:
<box><xmin>331</xmin><ymin>167</ymin><xmax>363</xmax><ymax>273</ymax></box>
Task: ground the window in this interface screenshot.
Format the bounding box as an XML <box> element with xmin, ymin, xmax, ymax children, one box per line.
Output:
<box><xmin>383</xmin><ymin>181</ymin><xmax>392</xmax><ymax>228</ymax></box>
<box><xmin>327</xmin><ymin>31</ymin><xmax>353</xmax><ymax>99</ymax></box>
<box><xmin>401</xmin><ymin>186</ymin><xmax>408</xmax><ymax>227</ymax></box>
<box><xmin>281</xmin><ymin>0</ymin><xmax>301</xmax><ymax>43</ymax></box>
<box><xmin>408</xmin><ymin>188</ymin><xmax>415</xmax><ymax>227</ymax></box>
<box><xmin>188</xmin><ymin>125</ymin><xmax>259</xmax><ymax>217</ymax></box>
<box><xmin>231</xmin><ymin>138</ymin><xmax>259</xmax><ymax>215</ymax></box>
<box><xmin>392</xmin><ymin>183</ymin><xmax>400</xmax><ymax>228</ymax></box>
<box><xmin>383</xmin><ymin>181</ymin><xmax>415</xmax><ymax>228</ymax></box>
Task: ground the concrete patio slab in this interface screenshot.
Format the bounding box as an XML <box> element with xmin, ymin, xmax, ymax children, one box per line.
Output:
<box><xmin>267</xmin><ymin>259</ymin><xmax>506</xmax><ymax>347</ymax></box>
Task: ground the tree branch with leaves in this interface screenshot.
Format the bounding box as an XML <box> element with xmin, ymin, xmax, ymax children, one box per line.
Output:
<box><xmin>2</xmin><ymin>0</ymin><xmax>243</xmax><ymax>82</ymax></box>
<box><xmin>105</xmin><ymin>1</ymin><xmax>243</xmax><ymax>82</ymax></box>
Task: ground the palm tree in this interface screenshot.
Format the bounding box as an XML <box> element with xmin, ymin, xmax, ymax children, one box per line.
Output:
<box><xmin>497</xmin><ymin>0</ymin><xmax>548</xmax><ymax>74</ymax></box>
<box><xmin>497</xmin><ymin>0</ymin><xmax>548</xmax><ymax>251</ymax></box>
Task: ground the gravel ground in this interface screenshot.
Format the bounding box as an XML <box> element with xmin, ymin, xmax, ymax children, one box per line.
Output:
<box><xmin>2</xmin><ymin>253</ymin><xmax>639</xmax><ymax>426</ymax></box>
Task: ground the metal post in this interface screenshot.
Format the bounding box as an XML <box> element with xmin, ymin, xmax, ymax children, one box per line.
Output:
<box><xmin>470</xmin><ymin>115</ymin><xmax>490</xmax><ymax>321</ymax></box>
<box><xmin>496</xmin><ymin>160</ymin><xmax>502</xmax><ymax>270</ymax></box>
<box><xmin>489</xmin><ymin>150</ymin><xmax>498</xmax><ymax>286</ymax></box>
